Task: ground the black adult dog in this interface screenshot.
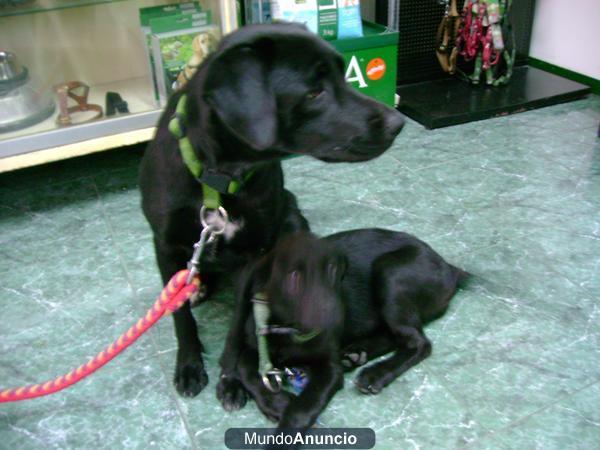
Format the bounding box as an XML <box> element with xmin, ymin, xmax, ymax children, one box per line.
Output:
<box><xmin>139</xmin><ymin>24</ymin><xmax>405</xmax><ymax>397</ymax></box>
<box><xmin>219</xmin><ymin>229</ymin><xmax>467</xmax><ymax>436</ymax></box>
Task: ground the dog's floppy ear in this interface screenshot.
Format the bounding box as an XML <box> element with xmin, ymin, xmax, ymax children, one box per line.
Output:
<box><xmin>204</xmin><ymin>43</ymin><xmax>277</xmax><ymax>151</ymax></box>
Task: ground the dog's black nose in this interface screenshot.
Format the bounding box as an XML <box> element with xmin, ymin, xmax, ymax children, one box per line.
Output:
<box><xmin>386</xmin><ymin>110</ymin><xmax>405</xmax><ymax>137</ymax></box>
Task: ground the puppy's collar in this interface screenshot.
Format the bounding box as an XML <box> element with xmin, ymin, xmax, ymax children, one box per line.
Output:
<box><xmin>168</xmin><ymin>94</ymin><xmax>254</xmax><ymax>209</ymax></box>
<box><xmin>251</xmin><ymin>293</ymin><xmax>321</xmax><ymax>342</ymax></box>
<box><xmin>251</xmin><ymin>292</ymin><xmax>320</xmax><ymax>394</ymax></box>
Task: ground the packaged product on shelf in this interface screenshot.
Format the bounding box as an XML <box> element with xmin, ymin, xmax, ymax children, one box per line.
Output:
<box><xmin>270</xmin><ymin>0</ymin><xmax>363</xmax><ymax>40</ymax></box>
<box><xmin>139</xmin><ymin>2</ymin><xmax>202</xmax><ymax>104</ymax></box>
<box><xmin>245</xmin><ymin>0</ymin><xmax>272</xmax><ymax>24</ymax></box>
<box><xmin>336</xmin><ymin>0</ymin><xmax>363</xmax><ymax>39</ymax></box>
<box><xmin>150</xmin><ymin>12</ymin><xmax>219</xmax><ymax>106</ymax></box>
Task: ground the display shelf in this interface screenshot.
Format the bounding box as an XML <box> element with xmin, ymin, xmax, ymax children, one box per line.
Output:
<box><xmin>0</xmin><ymin>126</ymin><xmax>155</xmax><ymax>172</ymax></box>
<box><xmin>0</xmin><ymin>76</ymin><xmax>159</xmax><ymax>158</ymax></box>
<box><xmin>0</xmin><ymin>0</ymin><xmax>129</xmax><ymax>17</ymax></box>
<box><xmin>397</xmin><ymin>66</ymin><xmax>591</xmax><ymax>129</ymax></box>
<box><xmin>0</xmin><ymin>0</ymin><xmax>237</xmax><ymax>172</ymax></box>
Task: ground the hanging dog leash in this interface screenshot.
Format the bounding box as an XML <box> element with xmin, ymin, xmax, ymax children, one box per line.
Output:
<box><xmin>436</xmin><ymin>0</ymin><xmax>461</xmax><ymax>74</ymax></box>
<box><xmin>453</xmin><ymin>0</ymin><xmax>515</xmax><ymax>85</ymax></box>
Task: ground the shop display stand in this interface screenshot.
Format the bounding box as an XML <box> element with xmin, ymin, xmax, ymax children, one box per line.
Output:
<box><xmin>397</xmin><ymin>66</ymin><xmax>590</xmax><ymax>129</ymax></box>
<box><xmin>0</xmin><ymin>0</ymin><xmax>236</xmax><ymax>172</ymax></box>
<box><xmin>384</xmin><ymin>0</ymin><xmax>591</xmax><ymax>129</ymax></box>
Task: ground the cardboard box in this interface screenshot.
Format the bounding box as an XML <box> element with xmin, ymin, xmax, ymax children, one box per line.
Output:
<box><xmin>150</xmin><ymin>12</ymin><xmax>219</xmax><ymax>106</ymax></box>
<box><xmin>332</xmin><ymin>21</ymin><xmax>398</xmax><ymax>106</ymax></box>
<box><xmin>139</xmin><ymin>2</ymin><xmax>202</xmax><ymax>104</ymax></box>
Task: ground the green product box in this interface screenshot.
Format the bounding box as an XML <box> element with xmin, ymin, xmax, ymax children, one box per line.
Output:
<box><xmin>331</xmin><ymin>21</ymin><xmax>398</xmax><ymax>107</ymax></box>
<box><xmin>139</xmin><ymin>2</ymin><xmax>200</xmax><ymax>27</ymax></box>
<box><xmin>139</xmin><ymin>2</ymin><xmax>203</xmax><ymax>104</ymax></box>
<box><xmin>150</xmin><ymin>12</ymin><xmax>219</xmax><ymax>106</ymax></box>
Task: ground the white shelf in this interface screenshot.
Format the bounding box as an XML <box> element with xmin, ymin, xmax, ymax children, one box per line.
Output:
<box><xmin>0</xmin><ymin>126</ymin><xmax>156</xmax><ymax>172</ymax></box>
<box><xmin>0</xmin><ymin>76</ymin><xmax>163</xmax><ymax>171</ymax></box>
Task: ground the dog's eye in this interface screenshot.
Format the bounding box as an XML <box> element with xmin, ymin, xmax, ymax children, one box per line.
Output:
<box><xmin>305</xmin><ymin>89</ymin><xmax>323</xmax><ymax>100</ymax></box>
<box><xmin>286</xmin><ymin>270</ymin><xmax>302</xmax><ymax>295</ymax></box>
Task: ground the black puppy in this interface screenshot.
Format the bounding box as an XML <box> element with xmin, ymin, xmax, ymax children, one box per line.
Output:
<box><xmin>219</xmin><ymin>229</ymin><xmax>468</xmax><ymax>435</ymax></box>
<box><xmin>139</xmin><ymin>24</ymin><xmax>405</xmax><ymax>397</ymax></box>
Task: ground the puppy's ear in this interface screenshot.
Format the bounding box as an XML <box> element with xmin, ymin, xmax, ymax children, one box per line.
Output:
<box><xmin>204</xmin><ymin>43</ymin><xmax>277</xmax><ymax>151</ymax></box>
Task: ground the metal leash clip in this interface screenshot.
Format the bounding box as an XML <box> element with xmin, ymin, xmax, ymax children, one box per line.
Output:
<box><xmin>262</xmin><ymin>367</ymin><xmax>308</xmax><ymax>395</ymax></box>
<box><xmin>186</xmin><ymin>206</ymin><xmax>229</xmax><ymax>285</ymax></box>
<box><xmin>262</xmin><ymin>369</ymin><xmax>283</xmax><ymax>393</ymax></box>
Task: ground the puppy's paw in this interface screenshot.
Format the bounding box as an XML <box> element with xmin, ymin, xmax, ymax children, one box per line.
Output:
<box><xmin>341</xmin><ymin>349</ymin><xmax>368</xmax><ymax>371</ymax></box>
<box><xmin>355</xmin><ymin>367</ymin><xmax>384</xmax><ymax>395</ymax></box>
<box><xmin>216</xmin><ymin>375</ymin><xmax>248</xmax><ymax>412</ymax></box>
<box><xmin>174</xmin><ymin>353</ymin><xmax>208</xmax><ymax>397</ymax></box>
<box><xmin>257</xmin><ymin>392</ymin><xmax>292</xmax><ymax>423</ymax></box>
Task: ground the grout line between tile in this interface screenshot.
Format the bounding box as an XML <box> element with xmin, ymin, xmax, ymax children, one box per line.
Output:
<box><xmin>516</xmin><ymin>233</ymin><xmax>600</xmax><ymax>302</ymax></box>
<box><xmin>423</xmin><ymin>365</ymin><xmax>493</xmax><ymax>439</ymax></box>
<box><xmin>464</xmin><ymin>377</ymin><xmax>600</xmax><ymax>448</ymax></box>
<box><xmin>390</xmin><ymin>148</ymin><xmax>489</xmax><ymax>173</ymax></box>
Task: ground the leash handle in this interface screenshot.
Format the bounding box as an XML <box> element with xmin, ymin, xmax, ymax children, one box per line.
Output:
<box><xmin>0</xmin><ymin>270</ymin><xmax>199</xmax><ymax>403</ymax></box>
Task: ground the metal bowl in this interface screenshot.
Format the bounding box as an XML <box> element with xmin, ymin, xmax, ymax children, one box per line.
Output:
<box><xmin>0</xmin><ymin>50</ymin><xmax>24</xmax><ymax>81</ymax></box>
<box><xmin>0</xmin><ymin>51</ymin><xmax>55</xmax><ymax>133</ymax></box>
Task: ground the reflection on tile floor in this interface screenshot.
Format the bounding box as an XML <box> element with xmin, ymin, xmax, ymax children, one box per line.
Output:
<box><xmin>1</xmin><ymin>95</ymin><xmax>599</xmax><ymax>449</ymax></box>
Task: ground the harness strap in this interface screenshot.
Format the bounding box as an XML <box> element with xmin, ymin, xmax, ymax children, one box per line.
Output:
<box><xmin>251</xmin><ymin>292</ymin><xmax>319</xmax><ymax>394</ymax></box>
<box><xmin>251</xmin><ymin>293</ymin><xmax>275</xmax><ymax>379</ymax></box>
<box><xmin>168</xmin><ymin>94</ymin><xmax>254</xmax><ymax>210</ymax></box>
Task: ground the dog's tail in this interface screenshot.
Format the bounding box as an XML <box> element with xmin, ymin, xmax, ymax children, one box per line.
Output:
<box><xmin>452</xmin><ymin>265</ymin><xmax>471</xmax><ymax>288</ymax></box>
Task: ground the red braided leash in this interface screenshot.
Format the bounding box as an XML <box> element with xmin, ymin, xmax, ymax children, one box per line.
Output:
<box><xmin>0</xmin><ymin>270</ymin><xmax>199</xmax><ymax>403</ymax></box>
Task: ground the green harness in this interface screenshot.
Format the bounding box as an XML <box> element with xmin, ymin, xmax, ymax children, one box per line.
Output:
<box><xmin>168</xmin><ymin>94</ymin><xmax>254</xmax><ymax>209</ymax></box>
<box><xmin>252</xmin><ymin>292</ymin><xmax>277</xmax><ymax>386</ymax></box>
<box><xmin>252</xmin><ymin>292</ymin><xmax>320</xmax><ymax>394</ymax></box>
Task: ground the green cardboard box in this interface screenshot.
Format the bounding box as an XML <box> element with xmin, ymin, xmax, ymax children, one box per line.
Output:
<box><xmin>332</xmin><ymin>21</ymin><xmax>398</xmax><ymax>106</ymax></box>
<box><xmin>139</xmin><ymin>2</ymin><xmax>203</xmax><ymax>104</ymax></box>
<box><xmin>150</xmin><ymin>12</ymin><xmax>218</xmax><ymax>106</ymax></box>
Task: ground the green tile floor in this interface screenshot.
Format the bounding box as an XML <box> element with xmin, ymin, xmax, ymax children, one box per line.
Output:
<box><xmin>1</xmin><ymin>95</ymin><xmax>599</xmax><ymax>449</ymax></box>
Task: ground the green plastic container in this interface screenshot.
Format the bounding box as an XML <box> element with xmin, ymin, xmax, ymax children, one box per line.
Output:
<box><xmin>331</xmin><ymin>21</ymin><xmax>398</xmax><ymax>106</ymax></box>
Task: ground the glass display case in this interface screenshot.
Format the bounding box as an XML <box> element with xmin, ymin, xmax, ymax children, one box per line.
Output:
<box><xmin>0</xmin><ymin>0</ymin><xmax>237</xmax><ymax>171</ymax></box>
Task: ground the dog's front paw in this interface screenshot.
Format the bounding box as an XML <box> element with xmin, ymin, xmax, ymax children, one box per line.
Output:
<box><xmin>174</xmin><ymin>352</ymin><xmax>208</xmax><ymax>397</ymax></box>
<box><xmin>341</xmin><ymin>349</ymin><xmax>368</xmax><ymax>371</ymax></box>
<box><xmin>217</xmin><ymin>375</ymin><xmax>248</xmax><ymax>412</ymax></box>
<box><xmin>355</xmin><ymin>367</ymin><xmax>385</xmax><ymax>395</ymax></box>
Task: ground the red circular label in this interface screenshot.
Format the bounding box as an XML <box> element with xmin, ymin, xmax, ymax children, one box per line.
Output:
<box><xmin>366</xmin><ymin>58</ymin><xmax>386</xmax><ymax>81</ymax></box>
